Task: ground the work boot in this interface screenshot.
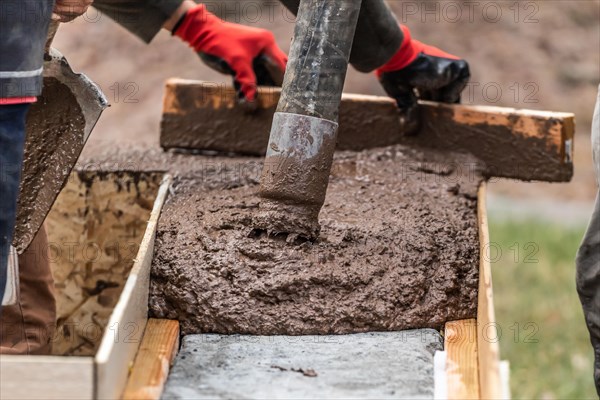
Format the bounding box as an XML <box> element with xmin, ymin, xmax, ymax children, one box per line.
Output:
<box><xmin>0</xmin><ymin>225</ymin><xmax>56</xmax><ymax>355</ymax></box>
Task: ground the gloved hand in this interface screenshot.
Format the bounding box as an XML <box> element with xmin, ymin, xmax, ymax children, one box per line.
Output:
<box><xmin>376</xmin><ymin>25</ymin><xmax>470</xmax><ymax>129</ymax></box>
<box><xmin>52</xmin><ymin>0</ymin><xmax>94</xmax><ymax>22</ymax></box>
<box><xmin>174</xmin><ymin>4</ymin><xmax>288</xmax><ymax>105</ymax></box>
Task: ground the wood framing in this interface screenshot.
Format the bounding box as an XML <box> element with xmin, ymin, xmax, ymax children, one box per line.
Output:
<box><xmin>96</xmin><ymin>175</ymin><xmax>173</xmax><ymax>400</ymax></box>
<box><xmin>161</xmin><ymin>79</ymin><xmax>575</xmax><ymax>182</ymax></box>
<box><xmin>46</xmin><ymin>172</ymin><xmax>164</xmax><ymax>356</ymax></box>
<box><xmin>122</xmin><ymin>319</ymin><xmax>180</xmax><ymax>400</ymax></box>
<box><xmin>445</xmin><ymin>319</ymin><xmax>480</xmax><ymax>399</ymax></box>
<box><xmin>0</xmin><ymin>356</ymin><xmax>94</xmax><ymax>400</ymax></box>
<box><xmin>476</xmin><ymin>183</ymin><xmax>503</xmax><ymax>398</ymax></box>
<box><xmin>443</xmin><ymin>183</ymin><xmax>504</xmax><ymax>400</ymax></box>
<box><xmin>0</xmin><ymin>174</ymin><xmax>172</xmax><ymax>400</ymax></box>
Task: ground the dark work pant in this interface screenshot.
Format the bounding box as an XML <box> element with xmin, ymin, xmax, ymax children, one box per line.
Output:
<box><xmin>0</xmin><ymin>104</ymin><xmax>29</xmax><ymax>308</ymax></box>
<box><xmin>576</xmin><ymin>85</ymin><xmax>600</xmax><ymax>395</ymax></box>
<box><xmin>577</xmin><ymin>194</ymin><xmax>600</xmax><ymax>395</ymax></box>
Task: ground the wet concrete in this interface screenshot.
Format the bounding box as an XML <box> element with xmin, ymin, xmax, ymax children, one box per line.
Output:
<box><xmin>258</xmin><ymin>113</ymin><xmax>339</xmax><ymax>237</ymax></box>
<box><xmin>15</xmin><ymin>77</ymin><xmax>86</xmax><ymax>253</ymax></box>
<box><xmin>85</xmin><ymin>143</ymin><xmax>486</xmax><ymax>335</ymax></box>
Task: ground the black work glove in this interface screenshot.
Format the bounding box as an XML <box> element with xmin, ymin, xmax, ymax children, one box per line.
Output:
<box><xmin>376</xmin><ymin>25</ymin><xmax>470</xmax><ymax>131</ymax></box>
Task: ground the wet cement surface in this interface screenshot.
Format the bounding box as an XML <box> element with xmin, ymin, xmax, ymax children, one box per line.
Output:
<box><xmin>15</xmin><ymin>77</ymin><xmax>86</xmax><ymax>253</ymax></box>
<box><xmin>258</xmin><ymin>113</ymin><xmax>340</xmax><ymax>238</ymax></box>
<box><xmin>80</xmin><ymin>143</ymin><xmax>486</xmax><ymax>335</ymax></box>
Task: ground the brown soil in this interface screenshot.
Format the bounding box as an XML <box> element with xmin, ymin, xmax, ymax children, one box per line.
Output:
<box><xmin>143</xmin><ymin>144</ymin><xmax>484</xmax><ymax>335</ymax></box>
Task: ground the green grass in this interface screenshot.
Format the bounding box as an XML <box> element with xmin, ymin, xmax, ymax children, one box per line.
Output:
<box><xmin>489</xmin><ymin>216</ymin><xmax>597</xmax><ymax>399</ymax></box>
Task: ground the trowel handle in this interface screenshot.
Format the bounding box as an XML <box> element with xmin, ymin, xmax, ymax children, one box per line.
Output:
<box><xmin>45</xmin><ymin>20</ymin><xmax>60</xmax><ymax>53</ymax></box>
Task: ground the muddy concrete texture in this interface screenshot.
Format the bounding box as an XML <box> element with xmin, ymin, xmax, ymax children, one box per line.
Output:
<box><xmin>81</xmin><ymin>142</ymin><xmax>484</xmax><ymax>335</ymax></box>
<box><xmin>163</xmin><ymin>330</ymin><xmax>442</xmax><ymax>399</ymax></box>
<box><xmin>258</xmin><ymin>113</ymin><xmax>339</xmax><ymax>238</ymax></box>
<box><xmin>15</xmin><ymin>77</ymin><xmax>86</xmax><ymax>253</ymax></box>
<box><xmin>161</xmin><ymin>82</ymin><xmax>574</xmax><ymax>183</ymax></box>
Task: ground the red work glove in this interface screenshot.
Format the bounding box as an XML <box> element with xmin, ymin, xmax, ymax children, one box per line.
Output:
<box><xmin>376</xmin><ymin>25</ymin><xmax>470</xmax><ymax>128</ymax></box>
<box><xmin>174</xmin><ymin>4</ymin><xmax>288</xmax><ymax>104</ymax></box>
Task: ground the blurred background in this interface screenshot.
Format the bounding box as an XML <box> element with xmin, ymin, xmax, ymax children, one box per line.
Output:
<box><xmin>54</xmin><ymin>1</ymin><xmax>599</xmax><ymax>397</ymax></box>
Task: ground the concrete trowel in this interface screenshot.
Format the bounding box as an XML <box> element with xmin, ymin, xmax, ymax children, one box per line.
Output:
<box><xmin>3</xmin><ymin>22</ymin><xmax>106</xmax><ymax>306</ymax></box>
<box><xmin>12</xmin><ymin>24</ymin><xmax>107</xmax><ymax>258</ymax></box>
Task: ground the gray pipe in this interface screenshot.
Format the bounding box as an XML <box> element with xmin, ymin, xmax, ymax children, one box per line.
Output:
<box><xmin>258</xmin><ymin>0</ymin><xmax>363</xmax><ymax>238</ymax></box>
<box><xmin>279</xmin><ymin>0</ymin><xmax>403</xmax><ymax>72</ymax></box>
<box><xmin>276</xmin><ymin>0</ymin><xmax>363</xmax><ymax>121</ymax></box>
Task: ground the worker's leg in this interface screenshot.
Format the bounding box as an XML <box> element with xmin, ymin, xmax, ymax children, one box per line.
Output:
<box><xmin>278</xmin><ymin>0</ymin><xmax>403</xmax><ymax>72</ymax></box>
<box><xmin>576</xmin><ymin>193</ymin><xmax>600</xmax><ymax>395</ymax></box>
<box><xmin>0</xmin><ymin>225</ymin><xmax>56</xmax><ymax>355</ymax></box>
<box><xmin>576</xmin><ymin>84</ymin><xmax>600</xmax><ymax>395</ymax></box>
<box><xmin>0</xmin><ymin>104</ymin><xmax>29</xmax><ymax>305</ymax></box>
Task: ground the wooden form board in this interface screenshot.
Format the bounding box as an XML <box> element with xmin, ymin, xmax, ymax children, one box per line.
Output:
<box><xmin>445</xmin><ymin>319</ymin><xmax>479</xmax><ymax>399</ymax></box>
<box><xmin>476</xmin><ymin>182</ymin><xmax>503</xmax><ymax>398</ymax></box>
<box><xmin>161</xmin><ymin>79</ymin><xmax>575</xmax><ymax>182</ymax></box>
<box><xmin>0</xmin><ymin>356</ymin><xmax>94</xmax><ymax>400</ymax></box>
<box><xmin>0</xmin><ymin>175</ymin><xmax>172</xmax><ymax>400</ymax></box>
<box><xmin>96</xmin><ymin>175</ymin><xmax>173</xmax><ymax>400</ymax></box>
<box><xmin>46</xmin><ymin>172</ymin><xmax>163</xmax><ymax>356</ymax></box>
<box><xmin>122</xmin><ymin>319</ymin><xmax>180</xmax><ymax>400</ymax></box>
<box><xmin>445</xmin><ymin>183</ymin><xmax>503</xmax><ymax>400</ymax></box>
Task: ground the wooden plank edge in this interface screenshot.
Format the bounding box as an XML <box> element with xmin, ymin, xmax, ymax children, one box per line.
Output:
<box><xmin>161</xmin><ymin>79</ymin><xmax>574</xmax><ymax>182</ymax></box>
<box><xmin>95</xmin><ymin>174</ymin><xmax>173</xmax><ymax>400</ymax></box>
<box><xmin>561</xmin><ymin>116</ymin><xmax>576</xmax><ymax>165</ymax></box>
<box><xmin>122</xmin><ymin>319</ymin><xmax>180</xmax><ymax>400</ymax></box>
<box><xmin>445</xmin><ymin>319</ymin><xmax>480</xmax><ymax>400</ymax></box>
<box><xmin>163</xmin><ymin>78</ymin><xmax>575</xmax><ymax>121</ymax></box>
<box><xmin>476</xmin><ymin>182</ymin><xmax>504</xmax><ymax>399</ymax></box>
<box><xmin>0</xmin><ymin>356</ymin><xmax>95</xmax><ymax>400</ymax></box>
<box><xmin>95</xmin><ymin>173</ymin><xmax>172</xmax><ymax>359</ymax></box>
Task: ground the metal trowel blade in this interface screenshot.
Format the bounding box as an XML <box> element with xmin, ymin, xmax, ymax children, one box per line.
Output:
<box><xmin>13</xmin><ymin>48</ymin><xmax>108</xmax><ymax>253</ymax></box>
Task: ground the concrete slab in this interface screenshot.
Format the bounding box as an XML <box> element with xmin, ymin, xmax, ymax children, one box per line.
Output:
<box><xmin>162</xmin><ymin>330</ymin><xmax>443</xmax><ymax>399</ymax></box>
